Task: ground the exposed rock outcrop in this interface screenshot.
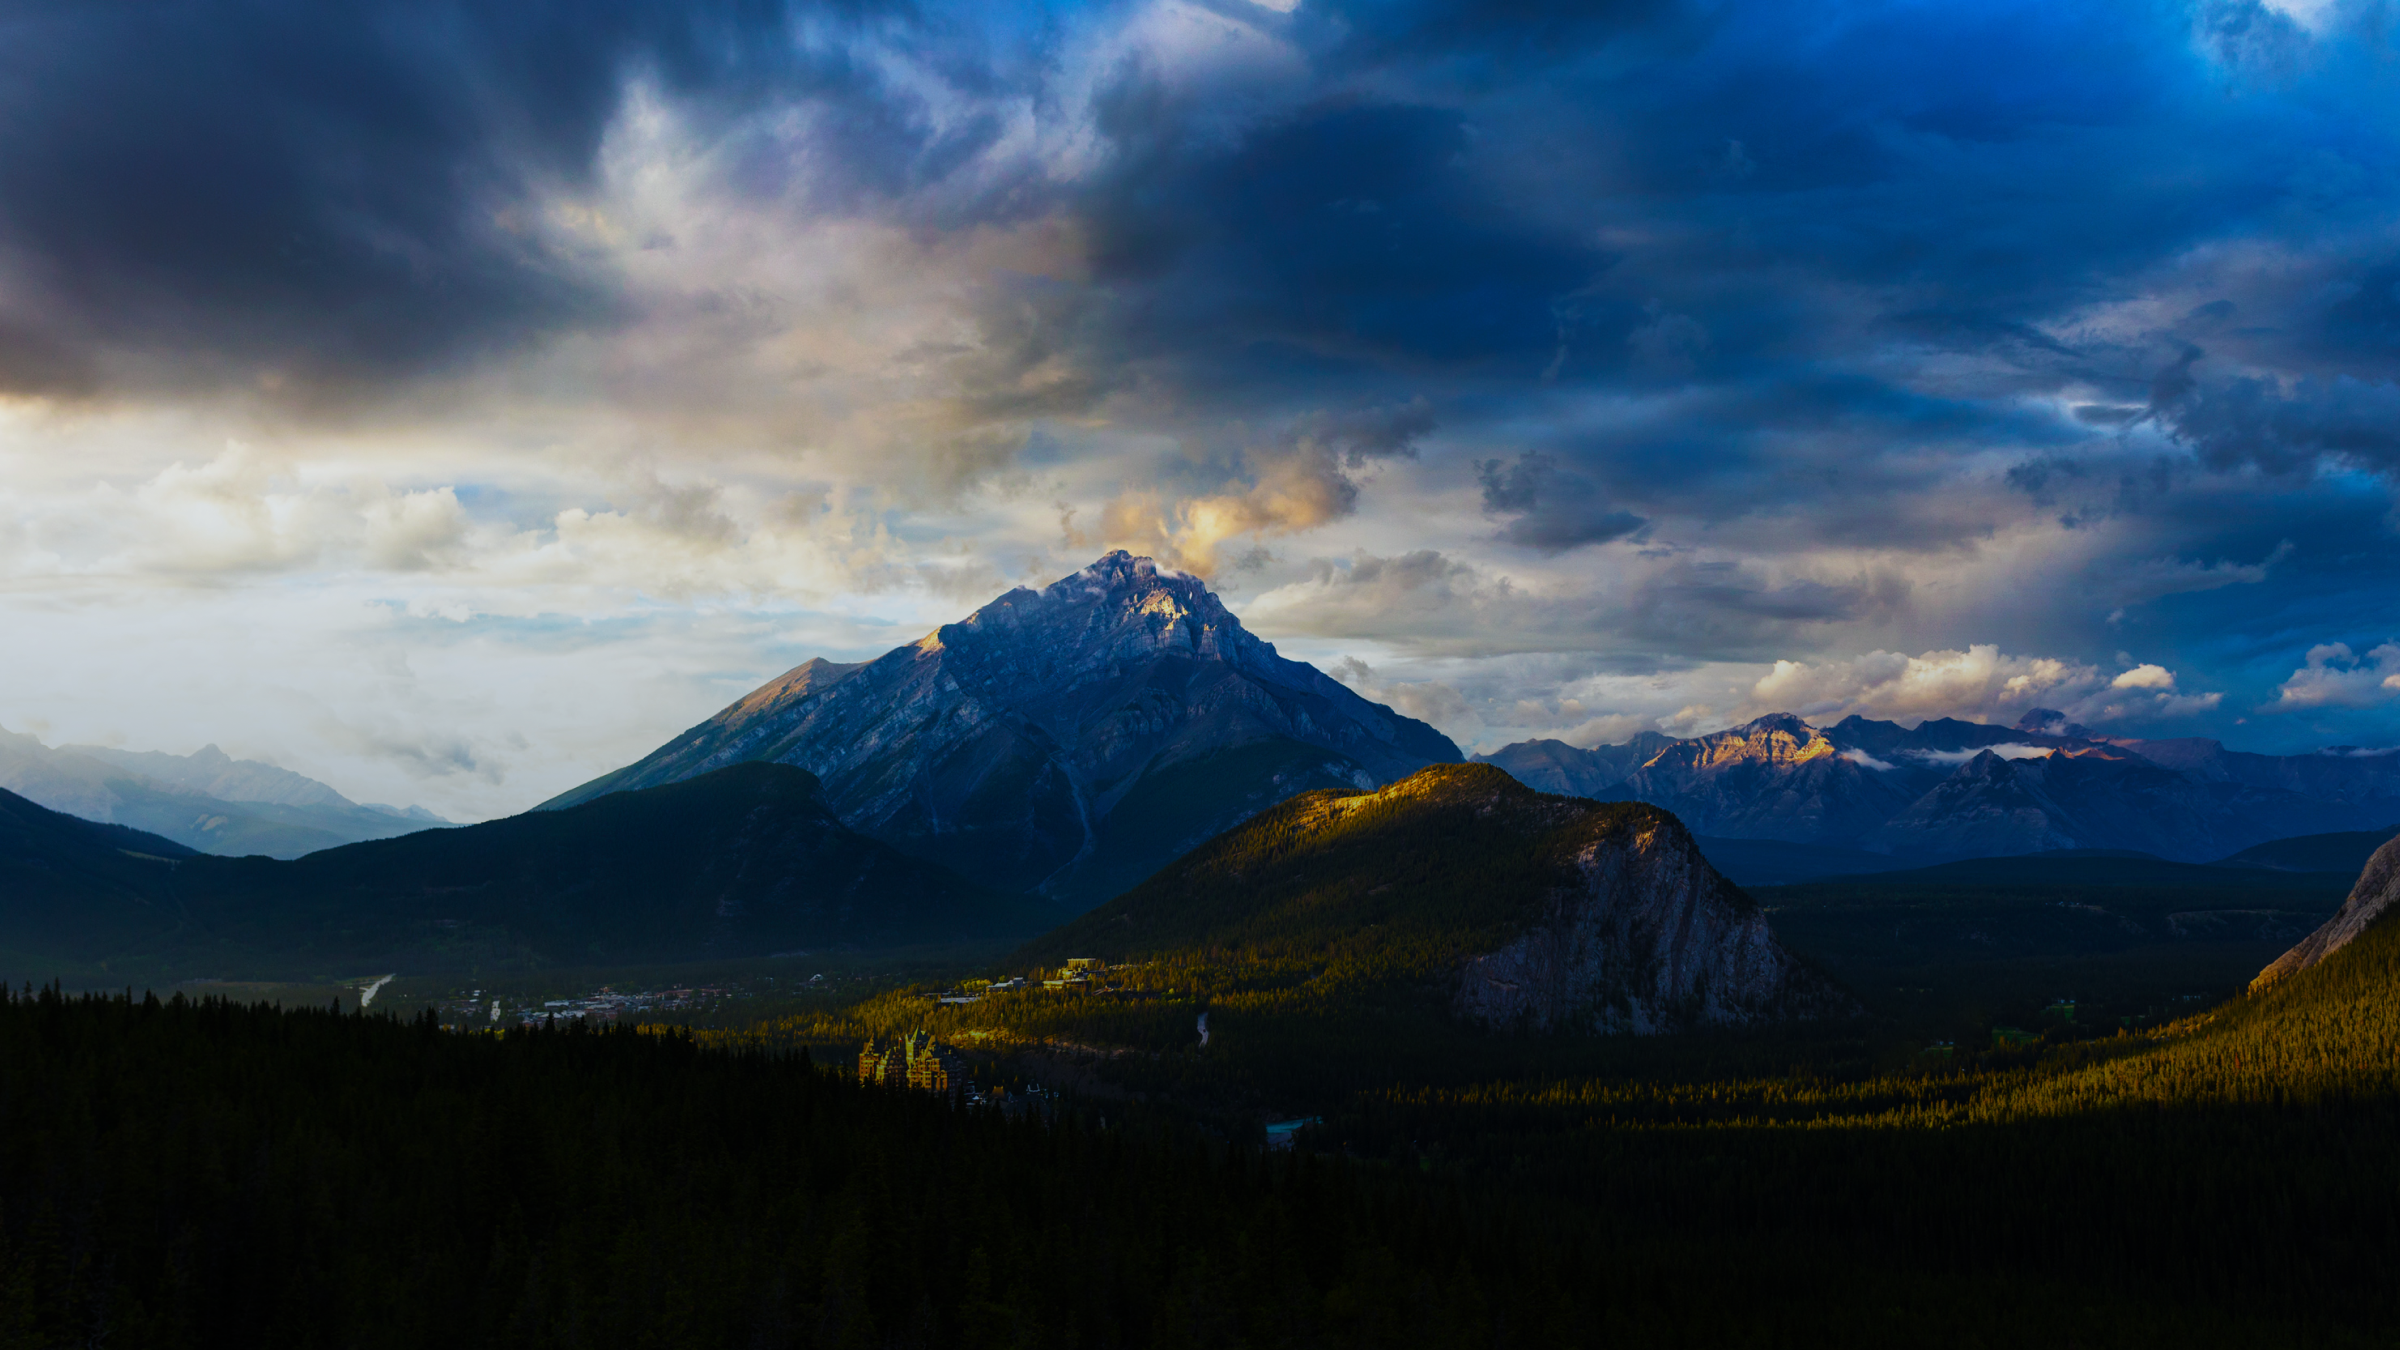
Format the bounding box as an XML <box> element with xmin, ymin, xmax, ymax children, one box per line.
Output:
<box><xmin>2252</xmin><ymin>835</ymin><xmax>2400</xmax><ymax>990</ymax></box>
<box><xmin>1451</xmin><ymin>803</ymin><xmax>1852</xmax><ymax>1032</ymax></box>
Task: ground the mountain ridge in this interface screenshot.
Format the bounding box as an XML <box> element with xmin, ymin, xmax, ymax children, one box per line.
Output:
<box><xmin>0</xmin><ymin>785</ymin><xmax>201</xmax><ymax>974</ymax></box>
<box><xmin>1477</xmin><ymin>712</ymin><xmax>2400</xmax><ymax>864</ymax></box>
<box><xmin>0</xmin><ymin>726</ymin><xmax>451</xmax><ymax>858</ymax></box>
<box><xmin>543</xmin><ymin>552</ymin><xmax>1463</xmax><ymax>906</ymax></box>
<box><xmin>0</xmin><ymin>764</ymin><xmax>1030</xmax><ymax>979</ymax></box>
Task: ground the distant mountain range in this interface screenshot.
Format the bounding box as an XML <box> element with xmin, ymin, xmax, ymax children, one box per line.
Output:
<box><xmin>0</xmin><ymin>727</ymin><xmax>449</xmax><ymax>858</ymax></box>
<box><xmin>0</xmin><ymin>764</ymin><xmax>1028</xmax><ymax>980</ymax></box>
<box><xmin>1479</xmin><ymin>712</ymin><xmax>2400</xmax><ymax>866</ymax></box>
<box><xmin>544</xmin><ymin>551</ymin><xmax>1462</xmax><ymax>907</ymax></box>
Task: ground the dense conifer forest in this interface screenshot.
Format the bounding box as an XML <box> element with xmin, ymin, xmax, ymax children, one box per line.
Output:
<box><xmin>7</xmin><ymin>893</ymin><xmax>2398</xmax><ymax>1348</ymax></box>
<box><xmin>3</xmin><ymin>989</ymin><xmax>1570</xmax><ymax>1349</ymax></box>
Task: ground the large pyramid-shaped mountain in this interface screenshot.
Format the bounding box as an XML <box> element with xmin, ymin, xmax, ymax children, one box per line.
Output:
<box><xmin>543</xmin><ymin>552</ymin><xmax>1463</xmax><ymax>905</ymax></box>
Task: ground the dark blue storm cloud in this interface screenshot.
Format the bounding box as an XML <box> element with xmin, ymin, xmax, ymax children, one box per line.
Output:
<box><xmin>1</xmin><ymin>0</ymin><xmax>2397</xmax><ymax>746</ymax></box>
<box><xmin>0</xmin><ymin>0</ymin><xmax>916</xmax><ymax>393</ymax></box>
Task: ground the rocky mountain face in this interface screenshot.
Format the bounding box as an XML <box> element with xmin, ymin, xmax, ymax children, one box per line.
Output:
<box><xmin>1022</xmin><ymin>763</ymin><xmax>1853</xmax><ymax>1035</ymax></box>
<box><xmin>544</xmin><ymin>552</ymin><xmax>1463</xmax><ymax>906</ymax></box>
<box><xmin>1477</xmin><ymin>710</ymin><xmax>2400</xmax><ymax>864</ymax></box>
<box><xmin>2251</xmin><ymin>834</ymin><xmax>2400</xmax><ymax>990</ymax></box>
<box><xmin>1615</xmin><ymin>714</ymin><xmax>1916</xmax><ymax>843</ymax></box>
<box><xmin>1448</xmin><ymin>793</ymin><xmax>1853</xmax><ymax>1034</ymax></box>
<box><xmin>546</xmin><ymin>657</ymin><xmax>867</xmax><ymax>806</ymax></box>
<box><xmin>0</xmin><ymin>726</ymin><xmax>450</xmax><ymax>858</ymax></box>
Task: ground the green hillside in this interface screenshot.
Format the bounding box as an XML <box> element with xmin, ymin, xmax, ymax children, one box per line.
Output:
<box><xmin>722</xmin><ymin>764</ymin><xmax>1849</xmax><ymax>1112</ymax></box>
<box><xmin>1019</xmin><ymin>761</ymin><xmax>1666</xmax><ymax>965</ymax></box>
<box><xmin>629</xmin><ymin>852</ymin><xmax>2400</xmax><ymax>1340</ymax></box>
<box><xmin>1296</xmin><ymin>884</ymin><xmax>2400</xmax><ymax>1337</ymax></box>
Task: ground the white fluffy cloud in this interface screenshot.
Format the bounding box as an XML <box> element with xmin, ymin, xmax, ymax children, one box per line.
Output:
<box><xmin>1906</xmin><ymin>744</ymin><xmax>2060</xmax><ymax>765</ymax></box>
<box><xmin>1747</xmin><ymin>645</ymin><xmax>2103</xmax><ymax>723</ymax></box>
<box><xmin>2267</xmin><ymin>642</ymin><xmax>2400</xmax><ymax>711</ymax></box>
<box><xmin>1741</xmin><ymin>645</ymin><xmax>2222</xmax><ymax>730</ymax></box>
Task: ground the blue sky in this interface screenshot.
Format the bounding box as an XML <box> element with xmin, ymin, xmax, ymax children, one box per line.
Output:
<box><xmin>1</xmin><ymin>0</ymin><xmax>2397</xmax><ymax>816</ymax></box>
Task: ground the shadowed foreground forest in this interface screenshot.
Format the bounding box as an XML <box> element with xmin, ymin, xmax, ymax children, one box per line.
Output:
<box><xmin>4</xmin><ymin>933</ymin><xmax>2399</xmax><ymax>1350</ymax></box>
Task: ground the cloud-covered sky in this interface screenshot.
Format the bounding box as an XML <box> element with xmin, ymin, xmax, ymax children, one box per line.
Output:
<box><xmin>4</xmin><ymin>0</ymin><xmax>2399</xmax><ymax>818</ymax></box>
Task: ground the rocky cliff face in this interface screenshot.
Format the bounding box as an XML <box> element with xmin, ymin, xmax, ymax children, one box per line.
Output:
<box><xmin>1476</xmin><ymin>712</ymin><xmax>2396</xmax><ymax>864</ymax></box>
<box><xmin>543</xmin><ymin>552</ymin><xmax>1463</xmax><ymax>903</ymax></box>
<box><xmin>2252</xmin><ymin>834</ymin><xmax>2400</xmax><ymax>990</ymax></box>
<box><xmin>1451</xmin><ymin>799</ymin><xmax>1852</xmax><ymax>1033</ymax></box>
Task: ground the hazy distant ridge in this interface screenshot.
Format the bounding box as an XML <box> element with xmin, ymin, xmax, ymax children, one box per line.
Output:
<box><xmin>0</xmin><ymin>727</ymin><xmax>449</xmax><ymax>859</ymax></box>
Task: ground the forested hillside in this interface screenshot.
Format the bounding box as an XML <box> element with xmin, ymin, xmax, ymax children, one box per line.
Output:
<box><xmin>3</xmin><ymin>984</ymin><xmax>2388</xmax><ymax>1347</ymax></box>
<box><xmin>1012</xmin><ymin>763</ymin><xmax>1843</xmax><ymax>1036</ymax></box>
<box><xmin>1309</xmin><ymin>897</ymin><xmax>2400</xmax><ymax>1337</ymax></box>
